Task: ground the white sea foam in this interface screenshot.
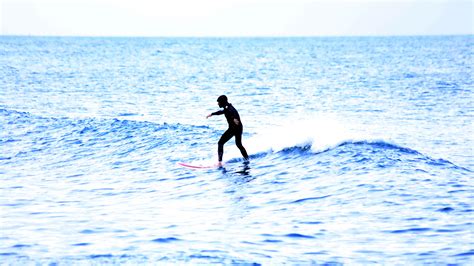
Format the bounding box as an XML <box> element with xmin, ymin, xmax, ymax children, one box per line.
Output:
<box><xmin>221</xmin><ymin>113</ymin><xmax>367</xmax><ymax>161</ymax></box>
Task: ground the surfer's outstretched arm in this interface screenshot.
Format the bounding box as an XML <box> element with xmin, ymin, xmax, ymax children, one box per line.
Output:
<box><xmin>206</xmin><ymin>110</ymin><xmax>224</xmax><ymax>118</ymax></box>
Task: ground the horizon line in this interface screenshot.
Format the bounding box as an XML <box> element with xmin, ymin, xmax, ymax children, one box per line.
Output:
<box><xmin>1</xmin><ymin>33</ymin><xmax>473</xmax><ymax>38</ymax></box>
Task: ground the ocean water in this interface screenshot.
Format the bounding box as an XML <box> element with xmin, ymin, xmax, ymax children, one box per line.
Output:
<box><xmin>0</xmin><ymin>36</ymin><xmax>473</xmax><ymax>264</ymax></box>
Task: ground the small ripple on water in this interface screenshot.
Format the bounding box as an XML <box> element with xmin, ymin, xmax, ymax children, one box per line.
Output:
<box><xmin>151</xmin><ymin>237</ymin><xmax>181</xmax><ymax>243</ymax></box>
<box><xmin>388</xmin><ymin>228</ymin><xmax>432</xmax><ymax>234</ymax></box>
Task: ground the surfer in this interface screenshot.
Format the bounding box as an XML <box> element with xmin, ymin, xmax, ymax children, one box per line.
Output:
<box><xmin>206</xmin><ymin>95</ymin><xmax>249</xmax><ymax>165</ymax></box>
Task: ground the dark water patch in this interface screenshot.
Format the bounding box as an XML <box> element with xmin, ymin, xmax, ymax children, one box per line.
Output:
<box><xmin>436</xmin><ymin>81</ymin><xmax>459</xmax><ymax>89</ymax></box>
<box><xmin>118</xmin><ymin>113</ymin><xmax>140</xmax><ymax>117</ymax></box>
<box><xmin>290</xmin><ymin>195</ymin><xmax>331</xmax><ymax>204</ymax></box>
<box><xmin>79</xmin><ymin>229</ymin><xmax>96</xmax><ymax>234</ymax></box>
<box><xmin>355</xmin><ymin>157</ymin><xmax>371</xmax><ymax>163</ymax></box>
<box><xmin>276</xmin><ymin>171</ymin><xmax>289</xmax><ymax>176</ymax></box>
<box><xmin>449</xmin><ymin>183</ymin><xmax>466</xmax><ymax>188</ymax></box>
<box><xmin>263</xmin><ymin>239</ymin><xmax>283</xmax><ymax>243</ymax></box>
<box><xmin>285</xmin><ymin>233</ymin><xmax>315</xmax><ymax>239</ymax></box>
<box><xmin>281</xmin><ymin>145</ymin><xmax>312</xmax><ymax>154</ymax></box>
<box><xmin>29</xmin><ymin>212</ymin><xmax>50</xmax><ymax>215</ymax></box>
<box><xmin>454</xmin><ymin>250</ymin><xmax>474</xmax><ymax>257</ymax></box>
<box><xmin>189</xmin><ymin>254</ymin><xmax>220</xmax><ymax>260</ymax></box>
<box><xmin>298</xmin><ymin>221</ymin><xmax>323</xmax><ymax>225</ymax></box>
<box><xmin>388</xmin><ymin>228</ymin><xmax>432</xmax><ymax>234</ymax></box>
<box><xmin>301</xmin><ymin>175</ymin><xmax>318</xmax><ymax>180</ymax></box>
<box><xmin>151</xmin><ymin>237</ymin><xmax>181</xmax><ymax>243</ymax></box>
<box><xmin>406</xmin><ymin>217</ymin><xmax>426</xmax><ymax>221</ymax></box>
<box><xmin>12</xmin><ymin>244</ymin><xmax>32</xmax><ymax>248</ymax></box>
<box><xmin>435</xmin><ymin>229</ymin><xmax>463</xmax><ymax>233</ymax></box>
<box><xmin>317</xmin><ymin>260</ymin><xmax>343</xmax><ymax>265</ymax></box>
<box><xmin>304</xmin><ymin>251</ymin><xmax>327</xmax><ymax>255</ymax></box>
<box><xmin>437</xmin><ymin>207</ymin><xmax>455</xmax><ymax>212</ymax></box>
<box><xmin>357</xmin><ymin>183</ymin><xmax>375</xmax><ymax>188</ymax></box>
<box><xmin>79</xmin><ymin>126</ymin><xmax>97</xmax><ymax>134</ymax></box>
<box><xmin>0</xmin><ymin>253</ymin><xmax>18</xmax><ymax>256</ymax></box>
<box><xmin>88</xmin><ymin>254</ymin><xmax>114</xmax><ymax>259</ymax></box>
<box><xmin>415</xmin><ymin>168</ymin><xmax>429</xmax><ymax>173</ymax></box>
<box><xmin>270</xmin><ymin>181</ymin><xmax>287</xmax><ymax>185</ymax></box>
<box><xmin>448</xmin><ymin>189</ymin><xmax>466</xmax><ymax>194</ymax></box>
<box><xmin>241</xmin><ymin>241</ymin><xmax>261</xmax><ymax>246</ymax></box>
<box><xmin>65</xmin><ymin>173</ymin><xmax>84</xmax><ymax>178</ymax></box>
<box><xmin>176</xmin><ymin>175</ymin><xmax>196</xmax><ymax>181</ymax></box>
<box><xmin>404</xmin><ymin>73</ymin><xmax>417</xmax><ymax>79</ymax></box>
<box><xmin>418</xmin><ymin>251</ymin><xmax>436</xmax><ymax>256</ymax></box>
<box><xmin>368</xmin><ymin>188</ymin><xmax>386</xmax><ymax>193</ymax></box>
<box><xmin>1</xmin><ymin>202</ymin><xmax>27</xmax><ymax>207</ymax></box>
<box><xmin>249</xmin><ymin>252</ymin><xmax>271</xmax><ymax>260</ymax></box>
<box><xmin>72</xmin><ymin>243</ymin><xmax>91</xmax><ymax>246</ymax></box>
<box><xmin>200</xmin><ymin>249</ymin><xmax>226</xmax><ymax>253</ymax></box>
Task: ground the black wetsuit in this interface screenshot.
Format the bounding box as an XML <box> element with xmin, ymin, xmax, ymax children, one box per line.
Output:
<box><xmin>211</xmin><ymin>103</ymin><xmax>249</xmax><ymax>162</ymax></box>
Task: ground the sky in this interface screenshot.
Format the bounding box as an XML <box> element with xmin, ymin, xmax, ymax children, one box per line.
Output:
<box><xmin>1</xmin><ymin>0</ymin><xmax>473</xmax><ymax>37</ymax></box>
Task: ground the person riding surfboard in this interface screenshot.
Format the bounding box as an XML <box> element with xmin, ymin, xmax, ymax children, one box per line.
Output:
<box><xmin>206</xmin><ymin>95</ymin><xmax>249</xmax><ymax>165</ymax></box>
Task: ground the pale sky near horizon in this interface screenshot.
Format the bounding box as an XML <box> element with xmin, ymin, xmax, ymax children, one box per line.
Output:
<box><xmin>1</xmin><ymin>0</ymin><xmax>473</xmax><ymax>37</ymax></box>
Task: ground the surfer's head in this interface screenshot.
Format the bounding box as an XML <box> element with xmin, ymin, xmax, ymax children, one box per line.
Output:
<box><xmin>217</xmin><ymin>95</ymin><xmax>228</xmax><ymax>108</ymax></box>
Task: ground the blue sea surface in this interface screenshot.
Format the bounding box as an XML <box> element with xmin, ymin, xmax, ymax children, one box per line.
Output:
<box><xmin>0</xmin><ymin>36</ymin><xmax>473</xmax><ymax>264</ymax></box>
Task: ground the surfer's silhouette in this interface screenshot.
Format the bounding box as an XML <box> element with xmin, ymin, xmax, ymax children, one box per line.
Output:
<box><xmin>207</xmin><ymin>95</ymin><xmax>249</xmax><ymax>165</ymax></box>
